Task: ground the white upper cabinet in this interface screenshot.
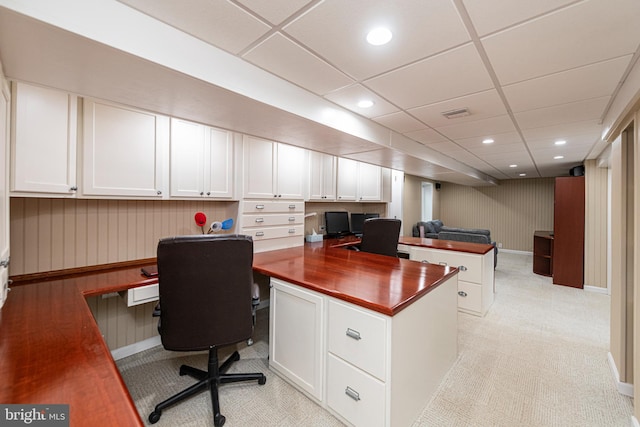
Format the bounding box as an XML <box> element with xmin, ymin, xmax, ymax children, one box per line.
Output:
<box><xmin>308</xmin><ymin>151</ymin><xmax>336</xmax><ymax>201</ymax></box>
<box><xmin>243</xmin><ymin>136</ymin><xmax>305</xmax><ymax>200</ymax></box>
<box><xmin>337</xmin><ymin>158</ymin><xmax>389</xmax><ymax>202</ymax></box>
<box><xmin>82</xmin><ymin>99</ymin><xmax>168</xmax><ymax>198</ymax></box>
<box><xmin>169</xmin><ymin>118</ymin><xmax>233</xmax><ymax>199</ymax></box>
<box><xmin>336</xmin><ymin>157</ymin><xmax>358</xmax><ymax>201</ymax></box>
<box><xmin>357</xmin><ymin>161</ymin><xmax>382</xmax><ymax>201</ymax></box>
<box><xmin>10</xmin><ymin>82</ymin><xmax>78</xmax><ymax>196</ymax></box>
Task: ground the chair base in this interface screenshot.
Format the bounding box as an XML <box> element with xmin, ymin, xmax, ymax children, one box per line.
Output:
<box><xmin>149</xmin><ymin>347</ymin><xmax>266</xmax><ymax>427</ymax></box>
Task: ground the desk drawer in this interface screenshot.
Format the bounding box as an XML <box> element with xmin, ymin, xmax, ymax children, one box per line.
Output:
<box><xmin>410</xmin><ymin>247</ymin><xmax>482</xmax><ymax>284</ymax></box>
<box><xmin>457</xmin><ymin>281</ymin><xmax>482</xmax><ymax>314</ymax></box>
<box><xmin>242</xmin><ymin>213</ymin><xmax>304</xmax><ymax>227</ymax></box>
<box><xmin>242</xmin><ymin>201</ymin><xmax>304</xmax><ymax>213</ymax></box>
<box><xmin>327</xmin><ymin>299</ymin><xmax>387</xmax><ymax>381</ymax></box>
<box><xmin>127</xmin><ymin>283</ymin><xmax>159</xmax><ymax>307</ymax></box>
<box><xmin>241</xmin><ymin>225</ymin><xmax>303</xmax><ymax>240</ymax></box>
<box><xmin>327</xmin><ymin>353</ymin><xmax>385</xmax><ymax>427</ymax></box>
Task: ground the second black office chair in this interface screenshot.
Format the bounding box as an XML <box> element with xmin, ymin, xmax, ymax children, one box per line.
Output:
<box><xmin>148</xmin><ymin>234</ymin><xmax>266</xmax><ymax>427</ymax></box>
<box><xmin>359</xmin><ymin>218</ymin><xmax>402</xmax><ymax>257</ymax></box>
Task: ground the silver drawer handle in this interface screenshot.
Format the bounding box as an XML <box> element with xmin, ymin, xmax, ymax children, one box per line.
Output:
<box><xmin>345</xmin><ymin>386</ymin><xmax>361</xmax><ymax>402</ymax></box>
<box><xmin>421</xmin><ymin>259</ymin><xmax>429</xmax><ymax>264</ymax></box>
<box><xmin>439</xmin><ymin>261</ymin><xmax>448</xmax><ymax>266</ymax></box>
<box><xmin>458</xmin><ymin>291</ymin><xmax>467</xmax><ymax>297</ymax></box>
<box><xmin>346</xmin><ymin>328</ymin><xmax>361</xmax><ymax>340</ymax></box>
<box><xmin>256</xmin><ymin>204</ymin><xmax>265</xmax><ymax>210</ymax></box>
<box><xmin>288</xmin><ymin>204</ymin><xmax>296</xmax><ymax>209</ymax></box>
<box><xmin>255</xmin><ymin>218</ymin><xmax>264</xmax><ymax>223</ymax></box>
<box><xmin>255</xmin><ymin>231</ymin><xmax>265</xmax><ymax>237</ymax></box>
<box><xmin>288</xmin><ymin>217</ymin><xmax>295</xmax><ymax>222</ymax></box>
<box><xmin>459</xmin><ymin>265</ymin><xmax>467</xmax><ymax>271</ymax></box>
<box><xmin>288</xmin><ymin>229</ymin><xmax>296</xmax><ymax>234</ymax></box>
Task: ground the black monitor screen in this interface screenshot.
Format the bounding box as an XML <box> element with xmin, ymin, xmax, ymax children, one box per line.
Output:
<box><xmin>325</xmin><ymin>211</ymin><xmax>351</xmax><ymax>236</ymax></box>
<box><xmin>350</xmin><ymin>213</ymin><xmax>366</xmax><ymax>235</ymax></box>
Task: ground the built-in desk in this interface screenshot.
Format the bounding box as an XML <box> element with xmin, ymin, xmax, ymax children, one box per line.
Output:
<box><xmin>0</xmin><ymin>238</ymin><xmax>458</xmax><ymax>427</ymax></box>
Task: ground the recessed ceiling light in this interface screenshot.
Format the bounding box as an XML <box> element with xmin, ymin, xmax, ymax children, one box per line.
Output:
<box><xmin>509</xmin><ymin>164</ymin><xmax>517</xmax><ymax>168</ymax></box>
<box><xmin>519</xmin><ymin>173</ymin><xmax>527</xmax><ymax>177</ymax></box>
<box><xmin>555</xmin><ymin>140</ymin><xmax>566</xmax><ymax>145</ymax></box>
<box><xmin>482</xmin><ymin>139</ymin><xmax>494</xmax><ymax>144</ymax></box>
<box><xmin>554</xmin><ymin>155</ymin><xmax>564</xmax><ymax>160</ymax></box>
<box><xmin>366</xmin><ymin>27</ymin><xmax>392</xmax><ymax>45</ymax></box>
<box><xmin>357</xmin><ymin>99</ymin><xmax>374</xmax><ymax>108</ymax></box>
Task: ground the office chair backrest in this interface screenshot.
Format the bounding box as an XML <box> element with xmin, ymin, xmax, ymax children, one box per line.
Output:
<box><xmin>359</xmin><ymin>218</ymin><xmax>402</xmax><ymax>257</ymax></box>
<box><xmin>156</xmin><ymin>234</ymin><xmax>254</xmax><ymax>351</ymax></box>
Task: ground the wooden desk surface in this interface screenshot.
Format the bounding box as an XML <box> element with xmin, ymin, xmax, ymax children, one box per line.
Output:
<box><xmin>253</xmin><ymin>238</ymin><xmax>458</xmax><ymax>316</ymax></box>
<box><xmin>0</xmin><ymin>238</ymin><xmax>458</xmax><ymax>423</ymax></box>
<box><xmin>398</xmin><ymin>236</ymin><xmax>495</xmax><ymax>255</ymax></box>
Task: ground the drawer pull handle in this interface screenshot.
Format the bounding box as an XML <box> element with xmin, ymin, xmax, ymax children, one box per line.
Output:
<box><xmin>256</xmin><ymin>231</ymin><xmax>265</xmax><ymax>237</ymax></box>
<box><xmin>256</xmin><ymin>204</ymin><xmax>265</xmax><ymax>210</ymax></box>
<box><xmin>345</xmin><ymin>386</ymin><xmax>361</xmax><ymax>402</ymax></box>
<box><xmin>459</xmin><ymin>265</ymin><xmax>467</xmax><ymax>271</ymax></box>
<box><xmin>288</xmin><ymin>229</ymin><xmax>296</xmax><ymax>234</ymax></box>
<box><xmin>288</xmin><ymin>204</ymin><xmax>296</xmax><ymax>209</ymax></box>
<box><xmin>439</xmin><ymin>261</ymin><xmax>448</xmax><ymax>266</ymax></box>
<box><xmin>346</xmin><ymin>328</ymin><xmax>361</xmax><ymax>340</ymax></box>
<box><xmin>255</xmin><ymin>218</ymin><xmax>264</xmax><ymax>223</ymax></box>
<box><xmin>288</xmin><ymin>217</ymin><xmax>295</xmax><ymax>222</ymax></box>
<box><xmin>421</xmin><ymin>259</ymin><xmax>429</xmax><ymax>264</ymax></box>
<box><xmin>458</xmin><ymin>291</ymin><xmax>467</xmax><ymax>297</ymax></box>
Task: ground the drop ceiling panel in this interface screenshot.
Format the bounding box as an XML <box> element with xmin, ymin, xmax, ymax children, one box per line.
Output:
<box><xmin>436</xmin><ymin>115</ymin><xmax>517</xmax><ymax>140</ymax></box>
<box><xmin>514</xmin><ymin>96</ymin><xmax>610</xmax><ymax>130</ymax></box>
<box><xmin>522</xmin><ymin>119</ymin><xmax>603</xmax><ymax>142</ymax></box>
<box><xmin>243</xmin><ymin>33</ymin><xmax>354</xmax><ymax>96</ymax></box>
<box><xmin>482</xmin><ymin>0</ymin><xmax>640</xmax><ymax>85</ymax></box>
<box><xmin>374</xmin><ymin>111</ymin><xmax>426</xmax><ymax>133</ymax></box>
<box><xmin>116</xmin><ymin>0</ymin><xmax>270</xmax><ymax>54</ymax></box>
<box><xmin>283</xmin><ymin>0</ymin><xmax>470</xmax><ymax>80</ymax></box>
<box><xmin>324</xmin><ymin>84</ymin><xmax>399</xmax><ymax>117</ymax></box>
<box><xmin>503</xmin><ymin>56</ymin><xmax>631</xmax><ymax>113</ymax></box>
<box><xmin>404</xmin><ymin>128</ymin><xmax>449</xmax><ymax>145</ymax></box>
<box><xmin>462</xmin><ymin>0</ymin><xmax>578</xmax><ymax>37</ymax></box>
<box><xmin>408</xmin><ymin>89</ymin><xmax>508</xmax><ymax>128</ymax></box>
<box><xmin>237</xmin><ymin>0</ymin><xmax>312</xmax><ymax>25</ymax></box>
<box><xmin>455</xmin><ymin>131</ymin><xmax>523</xmax><ymax>149</ymax></box>
<box><xmin>365</xmin><ymin>44</ymin><xmax>494</xmax><ymax>109</ymax></box>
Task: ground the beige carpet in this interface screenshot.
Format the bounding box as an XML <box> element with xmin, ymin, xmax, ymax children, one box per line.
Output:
<box><xmin>117</xmin><ymin>252</ymin><xmax>633</xmax><ymax>426</ymax></box>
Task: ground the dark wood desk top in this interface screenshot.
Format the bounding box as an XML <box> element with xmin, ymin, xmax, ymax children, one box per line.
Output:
<box><xmin>398</xmin><ymin>236</ymin><xmax>495</xmax><ymax>255</ymax></box>
<box><xmin>253</xmin><ymin>238</ymin><xmax>458</xmax><ymax>316</ymax></box>
<box><xmin>0</xmin><ymin>237</ymin><xmax>459</xmax><ymax>423</ymax></box>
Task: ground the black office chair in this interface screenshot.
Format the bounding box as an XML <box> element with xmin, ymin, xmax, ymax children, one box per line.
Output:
<box><xmin>359</xmin><ymin>218</ymin><xmax>402</xmax><ymax>257</ymax></box>
<box><xmin>148</xmin><ymin>234</ymin><xmax>266</xmax><ymax>427</ymax></box>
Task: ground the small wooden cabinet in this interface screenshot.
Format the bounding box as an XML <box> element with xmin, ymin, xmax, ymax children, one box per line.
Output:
<box><xmin>533</xmin><ymin>231</ymin><xmax>554</xmax><ymax>277</ymax></box>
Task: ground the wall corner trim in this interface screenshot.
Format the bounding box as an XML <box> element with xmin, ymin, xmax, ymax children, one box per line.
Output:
<box><xmin>608</xmin><ymin>352</ymin><xmax>634</xmax><ymax>397</ymax></box>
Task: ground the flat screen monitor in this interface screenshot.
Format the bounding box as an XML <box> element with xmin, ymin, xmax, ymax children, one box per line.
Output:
<box><xmin>324</xmin><ymin>211</ymin><xmax>351</xmax><ymax>237</ymax></box>
<box><xmin>351</xmin><ymin>213</ymin><xmax>380</xmax><ymax>235</ymax></box>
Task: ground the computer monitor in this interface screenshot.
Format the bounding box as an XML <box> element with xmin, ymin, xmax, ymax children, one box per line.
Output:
<box><xmin>324</xmin><ymin>211</ymin><xmax>351</xmax><ymax>237</ymax></box>
<box><xmin>351</xmin><ymin>213</ymin><xmax>380</xmax><ymax>236</ymax></box>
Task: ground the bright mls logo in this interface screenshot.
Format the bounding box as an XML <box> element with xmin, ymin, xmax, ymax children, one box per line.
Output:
<box><xmin>0</xmin><ymin>405</ymin><xmax>69</xmax><ymax>426</ymax></box>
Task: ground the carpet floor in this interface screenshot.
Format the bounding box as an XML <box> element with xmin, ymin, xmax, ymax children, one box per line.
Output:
<box><xmin>117</xmin><ymin>252</ymin><xmax>633</xmax><ymax>426</ymax></box>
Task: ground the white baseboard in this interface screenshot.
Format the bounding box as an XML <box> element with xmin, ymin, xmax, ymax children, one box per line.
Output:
<box><xmin>632</xmin><ymin>415</ymin><xmax>639</xmax><ymax>427</ymax></box>
<box><xmin>498</xmin><ymin>248</ymin><xmax>532</xmax><ymax>255</ymax></box>
<box><xmin>111</xmin><ymin>335</ymin><xmax>161</xmax><ymax>361</ymax></box>
<box><xmin>608</xmin><ymin>352</ymin><xmax>634</xmax><ymax>397</ymax></box>
<box><xmin>584</xmin><ymin>285</ymin><xmax>609</xmax><ymax>295</ymax></box>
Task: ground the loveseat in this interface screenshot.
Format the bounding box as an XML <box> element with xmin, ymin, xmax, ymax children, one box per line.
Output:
<box><xmin>412</xmin><ymin>220</ymin><xmax>498</xmax><ymax>267</ymax></box>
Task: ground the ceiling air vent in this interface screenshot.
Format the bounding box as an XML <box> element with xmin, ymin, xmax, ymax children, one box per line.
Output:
<box><xmin>441</xmin><ymin>108</ymin><xmax>470</xmax><ymax>119</ymax></box>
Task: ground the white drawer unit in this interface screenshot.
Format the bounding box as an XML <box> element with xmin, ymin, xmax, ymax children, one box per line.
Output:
<box><xmin>268</xmin><ymin>276</ymin><xmax>458</xmax><ymax>427</ymax></box>
<box><xmin>409</xmin><ymin>246</ymin><xmax>494</xmax><ymax>316</ymax></box>
<box><xmin>239</xmin><ymin>200</ymin><xmax>305</xmax><ymax>252</ymax></box>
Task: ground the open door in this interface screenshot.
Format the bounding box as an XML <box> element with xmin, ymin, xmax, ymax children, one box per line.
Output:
<box><xmin>0</xmin><ymin>68</ymin><xmax>10</xmax><ymax>308</ymax></box>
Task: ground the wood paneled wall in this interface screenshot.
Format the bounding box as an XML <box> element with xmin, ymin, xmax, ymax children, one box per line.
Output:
<box><xmin>439</xmin><ymin>178</ymin><xmax>555</xmax><ymax>252</ymax></box>
<box><xmin>9</xmin><ymin>198</ymin><xmax>238</xmax><ymax>275</ymax></box>
<box><xmin>584</xmin><ymin>159</ymin><xmax>609</xmax><ymax>289</ymax></box>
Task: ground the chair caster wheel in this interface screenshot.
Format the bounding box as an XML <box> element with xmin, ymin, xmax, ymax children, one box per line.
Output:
<box><xmin>258</xmin><ymin>375</ymin><xmax>266</xmax><ymax>385</ymax></box>
<box><xmin>149</xmin><ymin>411</ymin><xmax>161</xmax><ymax>424</ymax></box>
<box><xmin>214</xmin><ymin>413</ymin><xmax>226</xmax><ymax>426</ymax></box>
<box><xmin>231</xmin><ymin>352</ymin><xmax>240</xmax><ymax>362</ymax></box>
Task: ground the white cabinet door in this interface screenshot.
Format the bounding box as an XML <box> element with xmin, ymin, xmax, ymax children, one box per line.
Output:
<box><xmin>357</xmin><ymin>162</ymin><xmax>382</xmax><ymax>201</ymax></box>
<box><xmin>275</xmin><ymin>143</ymin><xmax>305</xmax><ymax>200</ymax></box>
<box><xmin>170</xmin><ymin>119</ymin><xmax>234</xmax><ymax>199</ymax></box>
<box><xmin>0</xmin><ymin>75</ymin><xmax>9</xmax><ymax>309</ymax></box>
<box><xmin>82</xmin><ymin>99</ymin><xmax>167</xmax><ymax>198</ymax></box>
<box><xmin>11</xmin><ymin>82</ymin><xmax>77</xmax><ymax>196</ymax></box>
<box><xmin>336</xmin><ymin>157</ymin><xmax>358</xmax><ymax>201</ymax></box>
<box><xmin>308</xmin><ymin>151</ymin><xmax>336</xmax><ymax>201</ymax></box>
<box><xmin>270</xmin><ymin>278</ymin><xmax>324</xmax><ymax>401</ymax></box>
<box><xmin>206</xmin><ymin>126</ymin><xmax>233</xmax><ymax>198</ymax></box>
<box><xmin>170</xmin><ymin>118</ymin><xmax>206</xmax><ymax>198</ymax></box>
<box><xmin>243</xmin><ymin>136</ymin><xmax>275</xmax><ymax>198</ymax></box>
